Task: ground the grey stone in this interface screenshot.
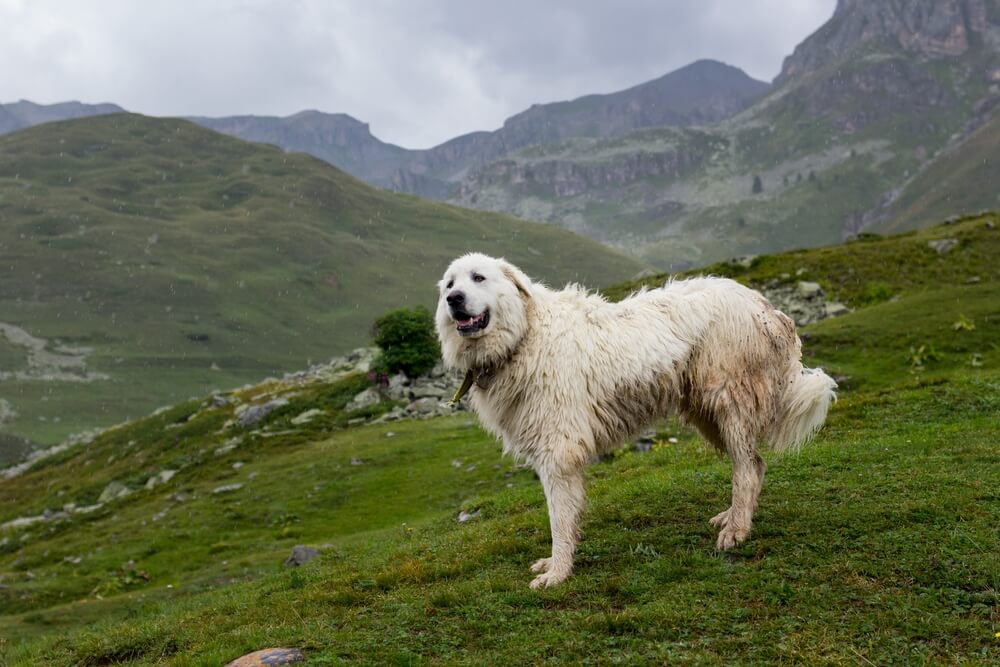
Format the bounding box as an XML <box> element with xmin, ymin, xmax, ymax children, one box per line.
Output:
<box><xmin>407</xmin><ymin>397</ymin><xmax>440</xmax><ymax>414</ymax></box>
<box><xmin>411</xmin><ymin>384</ymin><xmax>448</xmax><ymax>399</ymax></box>
<box><xmin>212</xmin><ymin>483</ymin><xmax>243</xmax><ymax>494</ymax></box>
<box><xmin>457</xmin><ymin>509</ymin><xmax>481</xmax><ymax>523</ymax></box>
<box><xmin>284</xmin><ymin>545</ymin><xmax>319</xmax><ymax>567</ymax></box>
<box><xmin>928</xmin><ymin>238</ymin><xmax>958</xmax><ymax>254</ymax></box>
<box><xmin>796</xmin><ymin>281</ymin><xmax>823</xmax><ymax>298</ymax></box>
<box><xmin>345</xmin><ymin>387</ymin><xmax>380</xmax><ymax>412</ymax></box>
<box><xmin>824</xmin><ymin>302</ymin><xmax>850</xmax><ymax>317</ymax></box>
<box><xmin>98</xmin><ymin>481</ymin><xmax>132</xmax><ymax>503</ymax></box>
<box><xmin>290</xmin><ymin>408</ymin><xmax>323</xmax><ymax>425</ymax></box>
<box><xmin>144</xmin><ymin>469</ymin><xmax>177</xmax><ymax>490</ymax></box>
<box><xmin>237</xmin><ymin>398</ymin><xmax>288</xmax><ymax>428</ymax></box>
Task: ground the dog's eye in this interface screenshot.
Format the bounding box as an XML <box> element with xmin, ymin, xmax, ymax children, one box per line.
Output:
<box><xmin>446</xmin><ymin>279</ymin><xmax>454</xmax><ymax>289</ymax></box>
<box><xmin>472</xmin><ymin>273</ymin><xmax>485</xmax><ymax>283</ymax></box>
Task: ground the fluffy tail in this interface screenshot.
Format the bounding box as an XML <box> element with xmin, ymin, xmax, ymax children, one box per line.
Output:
<box><xmin>768</xmin><ymin>366</ymin><xmax>837</xmax><ymax>453</ymax></box>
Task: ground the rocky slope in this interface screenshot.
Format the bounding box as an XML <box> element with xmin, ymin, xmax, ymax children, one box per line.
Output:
<box><xmin>189</xmin><ymin>60</ymin><xmax>769</xmax><ymax>198</ymax></box>
<box><xmin>450</xmin><ymin>0</ymin><xmax>1000</xmax><ymax>268</ymax></box>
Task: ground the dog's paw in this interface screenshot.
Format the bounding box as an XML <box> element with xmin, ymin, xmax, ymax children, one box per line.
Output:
<box><xmin>529</xmin><ymin>566</ymin><xmax>570</xmax><ymax>589</ymax></box>
<box><xmin>530</xmin><ymin>557</ymin><xmax>552</xmax><ymax>574</ymax></box>
<box><xmin>715</xmin><ymin>524</ymin><xmax>750</xmax><ymax>551</ymax></box>
<box><xmin>708</xmin><ymin>508</ymin><xmax>731</xmax><ymax>529</ymax></box>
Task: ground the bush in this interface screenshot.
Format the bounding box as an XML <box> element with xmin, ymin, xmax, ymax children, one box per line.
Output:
<box><xmin>372</xmin><ymin>306</ymin><xmax>440</xmax><ymax>378</ymax></box>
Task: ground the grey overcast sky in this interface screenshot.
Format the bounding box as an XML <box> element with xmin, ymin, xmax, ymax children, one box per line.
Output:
<box><xmin>1</xmin><ymin>0</ymin><xmax>837</xmax><ymax>148</ymax></box>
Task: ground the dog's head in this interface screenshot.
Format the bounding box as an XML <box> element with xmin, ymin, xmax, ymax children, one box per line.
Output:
<box><xmin>435</xmin><ymin>253</ymin><xmax>533</xmax><ymax>370</ymax></box>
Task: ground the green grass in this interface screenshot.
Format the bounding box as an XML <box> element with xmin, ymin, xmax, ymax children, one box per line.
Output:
<box><xmin>1</xmin><ymin>213</ymin><xmax>999</xmax><ymax>664</ymax></box>
<box><xmin>0</xmin><ymin>113</ymin><xmax>645</xmax><ymax>447</ymax></box>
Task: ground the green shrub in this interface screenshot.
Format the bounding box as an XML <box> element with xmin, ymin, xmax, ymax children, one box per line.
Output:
<box><xmin>372</xmin><ymin>306</ymin><xmax>440</xmax><ymax>378</ymax></box>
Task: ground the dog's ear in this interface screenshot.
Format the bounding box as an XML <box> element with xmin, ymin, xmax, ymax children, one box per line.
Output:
<box><xmin>500</xmin><ymin>260</ymin><xmax>533</xmax><ymax>300</ymax></box>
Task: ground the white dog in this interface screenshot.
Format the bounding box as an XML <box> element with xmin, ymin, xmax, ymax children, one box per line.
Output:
<box><xmin>436</xmin><ymin>253</ymin><xmax>836</xmax><ymax>589</ymax></box>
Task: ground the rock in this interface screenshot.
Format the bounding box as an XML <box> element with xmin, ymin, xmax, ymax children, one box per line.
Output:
<box><xmin>457</xmin><ymin>509</ymin><xmax>481</xmax><ymax>523</ymax></box>
<box><xmin>345</xmin><ymin>387</ymin><xmax>380</xmax><ymax>412</ymax></box>
<box><xmin>349</xmin><ymin>458</ymin><xmax>365</xmax><ymax>466</ymax></box>
<box><xmin>824</xmin><ymin>302</ymin><xmax>850</xmax><ymax>317</ymax></box>
<box><xmin>98</xmin><ymin>481</ymin><xmax>132</xmax><ymax>504</ymax></box>
<box><xmin>428</xmin><ymin>362</ymin><xmax>446</xmax><ymax>379</ymax></box>
<box><xmin>212</xmin><ymin>483</ymin><xmax>243</xmax><ymax>494</ymax></box>
<box><xmin>633</xmin><ymin>429</ymin><xmax>657</xmax><ymax>453</ymax></box>
<box><xmin>796</xmin><ymin>281</ymin><xmax>823</xmax><ymax>298</ymax></box>
<box><xmin>237</xmin><ymin>398</ymin><xmax>288</xmax><ymax>428</ymax></box>
<box><xmin>290</xmin><ymin>408</ymin><xmax>323</xmax><ymax>425</ymax></box>
<box><xmin>386</xmin><ymin>373</ymin><xmax>410</xmax><ymax>400</ymax></box>
<box><xmin>347</xmin><ymin>417</ymin><xmax>366</xmax><ymax>426</ymax></box>
<box><xmin>210</xmin><ymin>394</ymin><xmax>230</xmax><ymax>407</ymax></box>
<box><xmin>730</xmin><ymin>255</ymin><xmax>756</xmax><ymax>269</ymax></box>
<box><xmin>411</xmin><ymin>384</ymin><xmax>448</xmax><ymax>399</ymax></box>
<box><xmin>144</xmin><ymin>469</ymin><xmax>177</xmax><ymax>490</ymax></box>
<box><xmin>283</xmin><ymin>545</ymin><xmax>319</xmax><ymax>568</ymax></box>
<box><xmin>215</xmin><ymin>437</ymin><xmax>242</xmax><ymax>456</ymax></box>
<box><xmin>225</xmin><ymin>647</ymin><xmax>305</xmax><ymax>667</ymax></box>
<box><xmin>407</xmin><ymin>397</ymin><xmax>440</xmax><ymax>414</ymax></box>
<box><xmin>928</xmin><ymin>238</ymin><xmax>958</xmax><ymax>254</ymax></box>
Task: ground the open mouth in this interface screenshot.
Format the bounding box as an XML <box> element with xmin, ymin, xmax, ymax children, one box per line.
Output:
<box><xmin>453</xmin><ymin>308</ymin><xmax>490</xmax><ymax>336</ymax></box>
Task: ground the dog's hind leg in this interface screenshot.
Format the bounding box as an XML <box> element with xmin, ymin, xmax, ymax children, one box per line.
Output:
<box><xmin>530</xmin><ymin>462</ymin><xmax>586</xmax><ymax>589</ymax></box>
<box><xmin>716</xmin><ymin>429</ymin><xmax>766</xmax><ymax>551</ymax></box>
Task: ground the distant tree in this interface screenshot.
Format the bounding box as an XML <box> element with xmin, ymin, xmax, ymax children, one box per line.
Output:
<box><xmin>796</xmin><ymin>172</ymin><xmax>803</xmax><ymax>183</ymax></box>
<box><xmin>371</xmin><ymin>306</ymin><xmax>440</xmax><ymax>378</ymax></box>
<box><xmin>783</xmin><ymin>174</ymin><xmax>789</xmax><ymax>187</ymax></box>
<box><xmin>751</xmin><ymin>174</ymin><xmax>763</xmax><ymax>194</ymax></box>
<box><xmin>808</xmin><ymin>170</ymin><xmax>816</xmax><ymax>182</ymax></box>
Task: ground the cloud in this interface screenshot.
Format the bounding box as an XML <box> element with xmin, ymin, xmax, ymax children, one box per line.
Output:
<box><xmin>0</xmin><ymin>0</ymin><xmax>836</xmax><ymax>148</ymax></box>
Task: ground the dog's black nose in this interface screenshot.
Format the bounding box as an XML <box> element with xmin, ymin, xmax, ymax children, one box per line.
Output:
<box><xmin>447</xmin><ymin>291</ymin><xmax>465</xmax><ymax>307</ymax></box>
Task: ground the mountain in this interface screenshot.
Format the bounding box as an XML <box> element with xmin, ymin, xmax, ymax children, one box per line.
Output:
<box><xmin>3</xmin><ymin>213</ymin><xmax>997</xmax><ymax>663</ymax></box>
<box><xmin>882</xmin><ymin>108</ymin><xmax>1000</xmax><ymax>232</ymax></box>
<box><xmin>447</xmin><ymin>0</ymin><xmax>1000</xmax><ymax>267</ymax></box>
<box><xmin>0</xmin><ymin>100</ymin><xmax>124</xmax><ymax>134</ymax></box>
<box><xmin>191</xmin><ymin>111</ymin><xmax>410</xmax><ymax>186</ymax></box>
<box><xmin>776</xmin><ymin>0</ymin><xmax>996</xmax><ymax>84</ymax></box>
<box><xmin>0</xmin><ymin>113</ymin><xmax>644</xmax><ymax>447</ymax></box>
<box><xmin>190</xmin><ymin>60</ymin><xmax>770</xmax><ymax>198</ymax></box>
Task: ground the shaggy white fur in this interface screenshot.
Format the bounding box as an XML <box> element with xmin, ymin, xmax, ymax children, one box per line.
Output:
<box><xmin>436</xmin><ymin>253</ymin><xmax>837</xmax><ymax>589</ymax></box>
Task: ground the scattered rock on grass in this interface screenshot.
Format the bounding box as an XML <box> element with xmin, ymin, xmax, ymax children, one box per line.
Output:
<box><xmin>212</xmin><ymin>483</ymin><xmax>243</xmax><ymax>494</ymax></box>
<box><xmin>98</xmin><ymin>481</ymin><xmax>132</xmax><ymax>504</ymax></box>
<box><xmin>928</xmin><ymin>238</ymin><xmax>959</xmax><ymax>254</ymax></box>
<box><xmin>225</xmin><ymin>647</ymin><xmax>305</xmax><ymax>667</ymax></box>
<box><xmin>284</xmin><ymin>545</ymin><xmax>319</xmax><ymax>568</ymax></box>
<box><xmin>290</xmin><ymin>408</ymin><xmax>323</xmax><ymax>425</ymax></box>
<box><xmin>457</xmin><ymin>509</ymin><xmax>481</xmax><ymax>523</ymax></box>
<box><xmin>237</xmin><ymin>398</ymin><xmax>288</xmax><ymax>428</ymax></box>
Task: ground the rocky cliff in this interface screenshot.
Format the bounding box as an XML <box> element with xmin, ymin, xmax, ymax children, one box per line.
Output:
<box><xmin>776</xmin><ymin>0</ymin><xmax>999</xmax><ymax>84</ymax></box>
<box><xmin>190</xmin><ymin>60</ymin><xmax>768</xmax><ymax>198</ymax></box>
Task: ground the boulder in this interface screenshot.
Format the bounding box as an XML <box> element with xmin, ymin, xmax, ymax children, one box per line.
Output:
<box><xmin>284</xmin><ymin>545</ymin><xmax>319</xmax><ymax>568</ymax></box>
<box><xmin>411</xmin><ymin>384</ymin><xmax>448</xmax><ymax>399</ymax></box>
<box><xmin>796</xmin><ymin>281</ymin><xmax>823</xmax><ymax>298</ymax></box>
<box><xmin>98</xmin><ymin>481</ymin><xmax>132</xmax><ymax>503</ymax></box>
<box><xmin>928</xmin><ymin>238</ymin><xmax>959</xmax><ymax>254</ymax></box>
<box><xmin>824</xmin><ymin>302</ymin><xmax>850</xmax><ymax>317</ymax></box>
<box><xmin>290</xmin><ymin>408</ymin><xmax>323</xmax><ymax>425</ymax></box>
<box><xmin>225</xmin><ymin>647</ymin><xmax>305</xmax><ymax>667</ymax></box>
<box><xmin>212</xmin><ymin>483</ymin><xmax>243</xmax><ymax>494</ymax></box>
<box><xmin>144</xmin><ymin>469</ymin><xmax>177</xmax><ymax>491</ymax></box>
<box><xmin>237</xmin><ymin>398</ymin><xmax>288</xmax><ymax>428</ymax></box>
<box><xmin>345</xmin><ymin>388</ymin><xmax>380</xmax><ymax>412</ymax></box>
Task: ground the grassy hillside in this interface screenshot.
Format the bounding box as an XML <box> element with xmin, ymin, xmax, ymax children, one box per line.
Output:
<box><xmin>0</xmin><ymin>114</ymin><xmax>644</xmax><ymax>447</ymax></box>
<box><xmin>1</xmin><ymin>214</ymin><xmax>997</xmax><ymax>665</ymax></box>
<box><xmin>880</xmin><ymin>113</ymin><xmax>1000</xmax><ymax>233</ymax></box>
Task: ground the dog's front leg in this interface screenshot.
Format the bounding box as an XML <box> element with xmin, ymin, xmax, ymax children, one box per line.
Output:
<box><xmin>530</xmin><ymin>462</ymin><xmax>586</xmax><ymax>589</ymax></box>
